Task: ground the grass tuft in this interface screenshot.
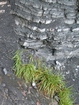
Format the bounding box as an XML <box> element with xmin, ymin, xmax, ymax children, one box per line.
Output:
<box><xmin>13</xmin><ymin>50</ymin><xmax>73</xmax><ymax>105</ymax></box>
<box><xmin>58</xmin><ymin>87</ymin><xmax>73</xmax><ymax>105</ymax></box>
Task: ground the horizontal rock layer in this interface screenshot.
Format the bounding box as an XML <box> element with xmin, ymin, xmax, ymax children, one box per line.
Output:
<box><xmin>10</xmin><ymin>0</ymin><xmax>79</xmax><ymax>103</ymax></box>
<box><xmin>11</xmin><ymin>0</ymin><xmax>79</xmax><ymax>60</ymax></box>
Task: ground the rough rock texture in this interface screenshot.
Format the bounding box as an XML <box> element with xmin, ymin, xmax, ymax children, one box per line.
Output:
<box><xmin>11</xmin><ymin>0</ymin><xmax>79</xmax><ymax>60</ymax></box>
<box><xmin>10</xmin><ymin>0</ymin><xmax>79</xmax><ymax>103</ymax></box>
<box><xmin>0</xmin><ymin>1</ymin><xmax>52</xmax><ymax>105</ymax></box>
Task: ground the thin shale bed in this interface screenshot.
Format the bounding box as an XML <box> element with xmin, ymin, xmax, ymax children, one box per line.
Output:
<box><xmin>12</xmin><ymin>50</ymin><xmax>74</xmax><ymax>105</ymax></box>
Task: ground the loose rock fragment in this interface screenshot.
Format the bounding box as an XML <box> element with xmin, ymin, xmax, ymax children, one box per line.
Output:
<box><xmin>2</xmin><ymin>68</ymin><xmax>7</xmax><ymax>75</ymax></box>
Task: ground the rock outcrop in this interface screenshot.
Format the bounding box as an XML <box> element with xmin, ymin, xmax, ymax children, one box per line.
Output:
<box><xmin>10</xmin><ymin>0</ymin><xmax>79</xmax><ymax>103</ymax></box>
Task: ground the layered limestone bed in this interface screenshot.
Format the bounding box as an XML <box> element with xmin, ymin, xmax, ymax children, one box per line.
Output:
<box><xmin>10</xmin><ymin>0</ymin><xmax>79</xmax><ymax>103</ymax></box>
<box><xmin>12</xmin><ymin>0</ymin><xmax>79</xmax><ymax>60</ymax></box>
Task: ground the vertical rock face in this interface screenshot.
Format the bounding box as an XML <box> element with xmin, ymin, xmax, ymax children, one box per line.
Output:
<box><xmin>12</xmin><ymin>0</ymin><xmax>79</xmax><ymax>60</ymax></box>
<box><xmin>11</xmin><ymin>0</ymin><xmax>79</xmax><ymax>103</ymax></box>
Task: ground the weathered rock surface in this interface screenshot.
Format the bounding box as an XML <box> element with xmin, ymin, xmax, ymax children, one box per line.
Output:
<box><xmin>11</xmin><ymin>0</ymin><xmax>79</xmax><ymax>61</ymax></box>
<box><xmin>0</xmin><ymin>0</ymin><xmax>52</xmax><ymax>105</ymax></box>
<box><xmin>9</xmin><ymin>0</ymin><xmax>79</xmax><ymax>103</ymax></box>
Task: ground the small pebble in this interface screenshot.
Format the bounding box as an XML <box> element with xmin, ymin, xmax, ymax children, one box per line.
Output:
<box><xmin>77</xmin><ymin>65</ymin><xmax>79</xmax><ymax>68</ymax></box>
<box><xmin>72</xmin><ymin>79</ymin><xmax>75</xmax><ymax>81</ymax></box>
<box><xmin>32</xmin><ymin>81</ymin><xmax>37</xmax><ymax>89</ymax></box>
<box><xmin>56</xmin><ymin>61</ymin><xmax>61</xmax><ymax>66</ymax></box>
<box><xmin>66</xmin><ymin>71</ymin><xmax>70</xmax><ymax>75</ymax></box>
<box><xmin>2</xmin><ymin>68</ymin><xmax>7</xmax><ymax>75</ymax></box>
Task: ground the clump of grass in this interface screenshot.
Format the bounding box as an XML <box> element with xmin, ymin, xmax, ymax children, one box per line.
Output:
<box><xmin>12</xmin><ymin>50</ymin><xmax>22</xmax><ymax>77</ymax></box>
<box><xmin>58</xmin><ymin>87</ymin><xmax>73</xmax><ymax>105</ymax></box>
<box><xmin>34</xmin><ymin>70</ymin><xmax>65</xmax><ymax>98</ymax></box>
<box><xmin>13</xmin><ymin>50</ymin><xmax>36</xmax><ymax>82</ymax></box>
<box><xmin>13</xmin><ymin>50</ymin><xmax>73</xmax><ymax>105</ymax></box>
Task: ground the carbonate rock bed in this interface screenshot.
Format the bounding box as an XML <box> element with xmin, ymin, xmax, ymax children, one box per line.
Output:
<box><xmin>9</xmin><ymin>0</ymin><xmax>79</xmax><ymax>104</ymax></box>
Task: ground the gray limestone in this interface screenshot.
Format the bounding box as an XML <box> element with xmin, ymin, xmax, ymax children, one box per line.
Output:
<box><xmin>66</xmin><ymin>12</ymin><xmax>76</xmax><ymax>19</ymax></box>
<box><xmin>10</xmin><ymin>0</ymin><xmax>79</xmax><ymax>103</ymax></box>
<box><xmin>57</xmin><ymin>0</ymin><xmax>76</xmax><ymax>6</ymax></box>
<box><xmin>64</xmin><ymin>19</ymin><xmax>75</xmax><ymax>24</ymax></box>
<box><xmin>41</xmin><ymin>0</ymin><xmax>56</xmax><ymax>3</ymax></box>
